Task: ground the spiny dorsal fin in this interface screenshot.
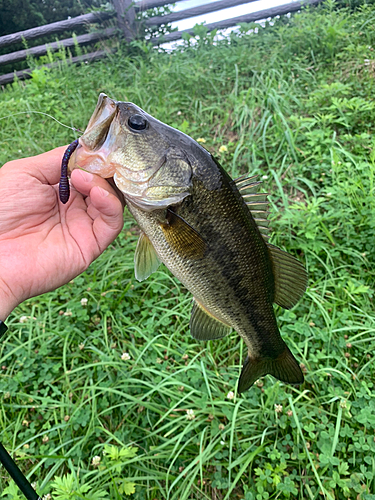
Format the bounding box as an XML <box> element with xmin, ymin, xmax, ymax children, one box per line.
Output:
<box><xmin>267</xmin><ymin>243</ymin><xmax>308</xmax><ymax>309</ymax></box>
<box><xmin>134</xmin><ymin>231</ymin><xmax>161</xmax><ymax>282</ymax></box>
<box><xmin>233</xmin><ymin>174</ymin><xmax>271</xmax><ymax>237</ymax></box>
<box><xmin>190</xmin><ymin>299</ymin><xmax>231</xmax><ymax>340</ymax></box>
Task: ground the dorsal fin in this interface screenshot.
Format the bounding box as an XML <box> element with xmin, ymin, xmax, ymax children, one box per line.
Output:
<box><xmin>233</xmin><ymin>174</ymin><xmax>271</xmax><ymax>238</ymax></box>
<box><xmin>234</xmin><ymin>174</ymin><xmax>308</xmax><ymax>310</ymax></box>
<box><xmin>267</xmin><ymin>243</ymin><xmax>308</xmax><ymax>309</ymax></box>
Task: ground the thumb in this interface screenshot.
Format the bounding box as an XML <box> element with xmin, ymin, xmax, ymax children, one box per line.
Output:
<box><xmin>90</xmin><ymin>185</ymin><xmax>124</xmax><ymax>253</ymax></box>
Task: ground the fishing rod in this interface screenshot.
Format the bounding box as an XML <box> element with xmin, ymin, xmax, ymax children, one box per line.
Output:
<box><xmin>0</xmin><ymin>322</ymin><xmax>42</xmax><ymax>500</ymax></box>
<box><xmin>0</xmin><ymin>443</ymin><xmax>41</xmax><ymax>500</ymax></box>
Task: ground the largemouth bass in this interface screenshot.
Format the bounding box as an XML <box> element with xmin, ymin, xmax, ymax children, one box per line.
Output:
<box><xmin>62</xmin><ymin>93</ymin><xmax>308</xmax><ymax>393</ymax></box>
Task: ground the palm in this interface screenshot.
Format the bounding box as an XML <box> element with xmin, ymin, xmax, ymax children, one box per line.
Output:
<box><xmin>0</xmin><ymin>147</ymin><xmax>124</xmax><ymax>315</ymax></box>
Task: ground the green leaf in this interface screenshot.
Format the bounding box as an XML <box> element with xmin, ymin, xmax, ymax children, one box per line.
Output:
<box><xmin>118</xmin><ymin>446</ymin><xmax>138</xmax><ymax>459</ymax></box>
<box><xmin>1</xmin><ymin>482</ymin><xmax>23</xmax><ymax>499</ymax></box>
<box><xmin>119</xmin><ymin>481</ymin><xmax>136</xmax><ymax>495</ymax></box>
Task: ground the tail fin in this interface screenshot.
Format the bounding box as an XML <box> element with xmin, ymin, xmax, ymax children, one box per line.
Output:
<box><xmin>237</xmin><ymin>346</ymin><xmax>304</xmax><ymax>393</ymax></box>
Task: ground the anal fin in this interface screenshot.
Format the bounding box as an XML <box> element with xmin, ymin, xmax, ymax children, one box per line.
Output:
<box><xmin>237</xmin><ymin>346</ymin><xmax>304</xmax><ymax>393</ymax></box>
<box><xmin>190</xmin><ymin>299</ymin><xmax>231</xmax><ymax>341</ymax></box>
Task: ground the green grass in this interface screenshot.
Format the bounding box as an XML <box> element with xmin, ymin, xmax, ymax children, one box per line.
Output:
<box><xmin>1</xmin><ymin>2</ymin><xmax>375</xmax><ymax>499</ymax></box>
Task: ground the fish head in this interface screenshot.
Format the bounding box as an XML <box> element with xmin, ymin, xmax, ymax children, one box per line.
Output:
<box><xmin>69</xmin><ymin>93</ymin><xmax>195</xmax><ymax>211</ymax></box>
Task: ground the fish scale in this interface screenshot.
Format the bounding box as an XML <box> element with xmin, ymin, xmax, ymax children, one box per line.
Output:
<box><xmin>64</xmin><ymin>93</ymin><xmax>308</xmax><ymax>393</ymax></box>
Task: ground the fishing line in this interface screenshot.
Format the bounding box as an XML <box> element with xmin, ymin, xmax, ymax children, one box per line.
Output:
<box><xmin>0</xmin><ymin>111</ymin><xmax>82</xmax><ymax>133</ymax></box>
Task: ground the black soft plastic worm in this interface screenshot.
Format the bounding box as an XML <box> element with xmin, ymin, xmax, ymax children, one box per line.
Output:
<box><xmin>59</xmin><ymin>139</ymin><xmax>79</xmax><ymax>204</ymax></box>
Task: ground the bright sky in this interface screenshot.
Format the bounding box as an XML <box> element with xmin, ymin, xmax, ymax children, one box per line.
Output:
<box><xmin>169</xmin><ymin>0</ymin><xmax>293</xmax><ymax>31</ymax></box>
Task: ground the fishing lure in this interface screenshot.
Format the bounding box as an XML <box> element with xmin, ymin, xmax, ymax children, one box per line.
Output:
<box><xmin>59</xmin><ymin>139</ymin><xmax>79</xmax><ymax>204</ymax></box>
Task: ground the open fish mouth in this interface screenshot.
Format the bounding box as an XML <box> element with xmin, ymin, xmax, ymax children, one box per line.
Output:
<box><xmin>68</xmin><ymin>93</ymin><xmax>120</xmax><ymax>178</ymax></box>
<box><xmin>59</xmin><ymin>94</ymin><xmax>118</xmax><ymax>203</ymax></box>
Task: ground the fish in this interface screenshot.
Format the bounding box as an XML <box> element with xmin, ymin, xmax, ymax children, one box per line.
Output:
<box><xmin>62</xmin><ymin>93</ymin><xmax>308</xmax><ymax>393</ymax></box>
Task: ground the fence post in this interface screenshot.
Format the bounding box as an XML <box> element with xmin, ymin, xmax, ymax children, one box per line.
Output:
<box><xmin>112</xmin><ymin>0</ymin><xmax>137</xmax><ymax>42</ymax></box>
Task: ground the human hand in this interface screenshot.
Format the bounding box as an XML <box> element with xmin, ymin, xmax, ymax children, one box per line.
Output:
<box><xmin>0</xmin><ymin>146</ymin><xmax>124</xmax><ymax>320</ymax></box>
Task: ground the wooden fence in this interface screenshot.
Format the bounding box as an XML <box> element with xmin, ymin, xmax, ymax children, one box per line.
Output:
<box><xmin>0</xmin><ymin>0</ymin><xmax>321</xmax><ymax>86</ymax></box>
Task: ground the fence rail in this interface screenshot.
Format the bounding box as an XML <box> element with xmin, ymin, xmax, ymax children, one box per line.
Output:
<box><xmin>144</xmin><ymin>0</ymin><xmax>259</xmax><ymax>26</ymax></box>
<box><xmin>0</xmin><ymin>0</ymin><xmax>321</xmax><ymax>86</ymax></box>
<box><xmin>0</xmin><ymin>28</ymin><xmax>117</xmax><ymax>66</ymax></box>
<box><xmin>0</xmin><ymin>12</ymin><xmax>114</xmax><ymax>49</ymax></box>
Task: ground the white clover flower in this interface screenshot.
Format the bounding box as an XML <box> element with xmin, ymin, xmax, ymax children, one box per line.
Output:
<box><xmin>43</xmin><ymin>494</ymin><xmax>52</xmax><ymax>500</ymax></box>
<box><xmin>80</xmin><ymin>298</ymin><xmax>88</xmax><ymax>306</ymax></box>
<box><xmin>274</xmin><ymin>404</ymin><xmax>283</xmax><ymax>413</ymax></box>
<box><xmin>79</xmin><ymin>343</ymin><xmax>85</xmax><ymax>351</ymax></box>
<box><xmin>20</xmin><ymin>316</ymin><xmax>28</xmax><ymax>323</ymax></box>
<box><xmin>262</xmin><ymin>175</ymin><xmax>269</xmax><ymax>180</ymax></box>
<box><xmin>64</xmin><ymin>309</ymin><xmax>72</xmax><ymax>316</ymax></box>
<box><xmin>226</xmin><ymin>391</ymin><xmax>235</xmax><ymax>400</ymax></box>
<box><xmin>92</xmin><ymin>455</ymin><xmax>101</xmax><ymax>467</ymax></box>
<box><xmin>121</xmin><ymin>352</ymin><xmax>131</xmax><ymax>361</ymax></box>
<box><xmin>186</xmin><ymin>409</ymin><xmax>196</xmax><ymax>420</ymax></box>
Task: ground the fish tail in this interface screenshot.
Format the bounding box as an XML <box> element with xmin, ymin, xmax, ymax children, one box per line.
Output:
<box><xmin>237</xmin><ymin>346</ymin><xmax>304</xmax><ymax>393</ymax></box>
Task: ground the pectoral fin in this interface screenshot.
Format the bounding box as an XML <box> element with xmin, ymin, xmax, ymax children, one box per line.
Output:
<box><xmin>134</xmin><ymin>231</ymin><xmax>161</xmax><ymax>282</ymax></box>
<box><xmin>267</xmin><ymin>244</ymin><xmax>308</xmax><ymax>309</ymax></box>
<box><xmin>161</xmin><ymin>209</ymin><xmax>207</xmax><ymax>259</ymax></box>
<box><xmin>190</xmin><ymin>299</ymin><xmax>231</xmax><ymax>340</ymax></box>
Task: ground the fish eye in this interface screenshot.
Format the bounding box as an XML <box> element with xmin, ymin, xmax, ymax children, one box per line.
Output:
<box><xmin>128</xmin><ymin>114</ymin><xmax>148</xmax><ymax>131</ymax></box>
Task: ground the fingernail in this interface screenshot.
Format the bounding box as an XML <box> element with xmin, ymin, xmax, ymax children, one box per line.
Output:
<box><xmin>78</xmin><ymin>169</ymin><xmax>93</xmax><ymax>182</ymax></box>
<box><xmin>97</xmin><ymin>186</ymin><xmax>109</xmax><ymax>197</ymax></box>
